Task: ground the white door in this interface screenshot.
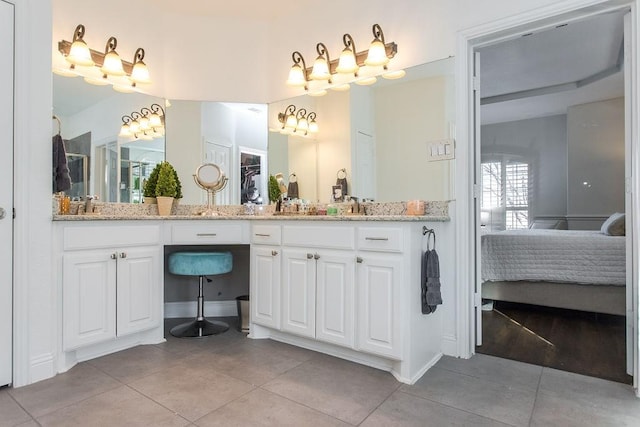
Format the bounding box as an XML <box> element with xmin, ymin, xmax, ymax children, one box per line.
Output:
<box><xmin>204</xmin><ymin>141</ymin><xmax>232</xmax><ymax>205</ymax></box>
<box><xmin>356</xmin><ymin>254</ymin><xmax>403</xmax><ymax>359</ymax></box>
<box><xmin>116</xmin><ymin>246</ymin><xmax>161</xmax><ymax>337</ymax></box>
<box><xmin>473</xmin><ymin>51</ymin><xmax>483</xmax><ymax>347</ymax></box>
<box><xmin>354</xmin><ymin>131</ymin><xmax>375</xmax><ymax>200</ymax></box>
<box><xmin>0</xmin><ymin>0</ymin><xmax>14</xmax><ymax>387</ymax></box>
<box><xmin>62</xmin><ymin>250</ymin><xmax>117</xmax><ymax>350</ymax></box>
<box><xmin>316</xmin><ymin>252</ymin><xmax>355</xmax><ymax>348</ymax></box>
<box><xmin>250</xmin><ymin>246</ymin><xmax>281</xmax><ymax>329</ymax></box>
<box><xmin>281</xmin><ymin>249</ymin><xmax>316</xmax><ymax>338</ymax></box>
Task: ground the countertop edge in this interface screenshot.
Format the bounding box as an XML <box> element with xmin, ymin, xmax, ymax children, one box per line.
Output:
<box><xmin>52</xmin><ymin>214</ymin><xmax>450</xmax><ymax>222</ymax></box>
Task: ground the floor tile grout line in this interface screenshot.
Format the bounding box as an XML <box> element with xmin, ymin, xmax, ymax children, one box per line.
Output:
<box><xmin>429</xmin><ymin>363</ymin><xmax>541</xmax><ymax>393</ymax></box>
<box><xmin>5</xmin><ymin>387</ymin><xmax>41</xmax><ymax>423</ymax></box>
<box><xmin>121</xmin><ymin>382</ymin><xmax>206</xmax><ymax>425</ymax></box>
<box><xmin>392</xmin><ymin>389</ymin><xmax>520</xmax><ymax>427</ymax></box>
<box><xmin>355</xmin><ymin>381</ymin><xmax>402</xmax><ymax>426</ymax></box>
<box><xmin>527</xmin><ymin>367</ymin><xmax>545</xmax><ymax>427</ymax></box>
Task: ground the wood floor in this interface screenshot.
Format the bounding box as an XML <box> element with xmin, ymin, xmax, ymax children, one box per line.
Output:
<box><xmin>477</xmin><ymin>301</ymin><xmax>632</xmax><ymax>384</ymax></box>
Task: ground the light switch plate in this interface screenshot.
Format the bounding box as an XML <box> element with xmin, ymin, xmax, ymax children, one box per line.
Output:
<box><xmin>427</xmin><ymin>138</ymin><xmax>455</xmax><ymax>161</ymax></box>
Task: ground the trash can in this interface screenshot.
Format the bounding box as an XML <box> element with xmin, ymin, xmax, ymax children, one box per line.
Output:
<box><xmin>236</xmin><ymin>295</ymin><xmax>250</xmax><ymax>333</ymax></box>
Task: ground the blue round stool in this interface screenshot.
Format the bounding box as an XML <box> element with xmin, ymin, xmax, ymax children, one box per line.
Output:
<box><xmin>168</xmin><ymin>251</ymin><xmax>233</xmax><ymax>338</ymax></box>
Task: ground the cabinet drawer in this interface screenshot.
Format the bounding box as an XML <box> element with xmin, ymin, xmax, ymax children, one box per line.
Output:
<box><xmin>282</xmin><ymin>225</ymin><xmax>355</xmax><ymax>250</ymax></box>
<box><xmin>357</xmin><ymin>227</ymin><xmax>403</xmax><ymax>253</ymax></box>
<box><xmin>171</xmin><ymin>224</ymin><xmax>244</xmax><ymax>244</ymax></box>
<box><xmin>64</xmin><ymin>225</ymin><xmax>160</xmax><ymax>251</ymax></box>
<box><xmin>251</xmin><ymin>225</ymin><xmax>281</xmax><ymax>245</ymax></box>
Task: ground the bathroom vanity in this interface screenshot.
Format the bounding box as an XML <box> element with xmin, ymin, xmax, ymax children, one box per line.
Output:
<box><xmin>52</xmin><ymin>205</ymin><xmax>452</xmax><ymax>384</ymax></box>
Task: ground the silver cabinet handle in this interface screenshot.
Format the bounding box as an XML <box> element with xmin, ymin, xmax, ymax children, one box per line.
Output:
<box><xmin>271</xmin><ymin>250</ymin><xmax>278</xmax><ymax>256</ymax></box>
<box><xmin>119</xmin><ymin>252</ymin><xmax>127</xmax><ymax>259</ymax></box>
<box><xmin>365</xmin><ymin>237</ymin><xmax>389</xmax><ymax>241</ymax></box>
<box><xmin>110</xmin><ymin>253</ymin><xmax>117</xmax><ymax>260</ymax></box>
<box><xmin>0</xmin><ymin>207</ymin><xmax>5</xmax><ymax>220</ymax></box>
<box><xmin>255</xmin><ymin>233</ymin><xmax>271</xmax><ymax>237</ymax></box>
<box><xmin>306</xmin><ymin>253</ymin><xmax>314</xmax><ymax>259</ymax></box>
<box><xmin>356</xmin><ymin>257</ymin><xmax>363</xmax><ymax>263</ymax></box>
<box><xmin>197</xmin><ymin>233</ymin><xmax>217</xmax><ymax>237</ymax></box>
<box><xmin>314</xmin><ymin>253</ymin><xmax>320</xmax><ymax>260</ymax></box>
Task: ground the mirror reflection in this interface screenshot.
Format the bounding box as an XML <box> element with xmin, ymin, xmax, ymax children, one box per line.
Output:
<box><xmin>268</xmin><ymin>56</ymin><xmax>455</xmax><ymax>203</ymax></box>
<box><xmin>53</xmin><ymin>57</ymin><xmax>454</xmax><ymax>206</ymax></box>
<box><xmin>52</xmin><ymin>74</ymin><xmax>165</xmax><ymax>202</ymax></box>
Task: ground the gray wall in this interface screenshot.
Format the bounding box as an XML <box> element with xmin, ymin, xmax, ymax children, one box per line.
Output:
<box><xmin>481</xmin><ymin>114</ymin><xmax>568</xmax><ymax>220</ymax></box>
<box><xmin>567</xmin><ymin>98</ymin><xmax>625</xmax><ymax>221</ymax></box>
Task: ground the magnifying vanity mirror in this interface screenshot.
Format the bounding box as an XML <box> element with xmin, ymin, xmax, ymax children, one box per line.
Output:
<box><xmin>193</xmin><ymin>163</ymin><xmax>228</xmax><ymax>216</ymax></box>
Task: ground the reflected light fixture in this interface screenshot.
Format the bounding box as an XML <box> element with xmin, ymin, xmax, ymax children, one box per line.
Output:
<box><xmin>119</xmin><ymin>103</ymin><xmax>165</xmax><ymax>141</ymax></box>
<box><xmin>286</xmin><ymin>23</ymin><xmax>401</xmax><ymax>94</ymax></box>
<box><xmin>57</xmin><ymin>24</ymin><xmax>151</xmax><ymax>92</ymax></box>
<box><xmin>277</xmin><ymin>104</ymin><xmax>319</xmax><ymax>136</ymax></box>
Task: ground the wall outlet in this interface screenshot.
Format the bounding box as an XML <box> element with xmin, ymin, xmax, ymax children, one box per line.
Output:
<box><xmin>427</xmin><ymin>139</ymin><xmax>455</xmax><ymax>161</ymax></box>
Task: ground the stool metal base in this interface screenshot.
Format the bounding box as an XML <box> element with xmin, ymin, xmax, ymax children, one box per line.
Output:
<box><xmin>170</xmin><ymin>318</ymin><xmax>230</xmax><ymax>338</ymax></box>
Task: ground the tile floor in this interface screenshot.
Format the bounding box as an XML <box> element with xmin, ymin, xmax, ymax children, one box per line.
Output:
<box><xmin>1</xmin><ymin>317</ymin><xmax>639</xmax><ymax>427</ymax></box>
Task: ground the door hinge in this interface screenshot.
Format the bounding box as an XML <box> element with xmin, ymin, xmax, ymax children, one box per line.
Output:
<box><xmin>473</xmin><ymin>184</ymin><xmax>481</xmax><ymax>199</ymax></box>
<box><xmin>474</xmin><ymin>292</ymin><xmax>482</xmax><ymax>307</ymax></box>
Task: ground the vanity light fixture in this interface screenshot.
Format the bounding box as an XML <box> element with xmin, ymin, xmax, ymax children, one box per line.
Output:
<box><xmin>57</xmin><ymin>24</ymin><xmax>151</xmax><ymax>92</ymax></box>
<box><xmin>277</xmin><ymin>104</ymin><xmax>319</xmax><ymax>136</ymax></box>
<box><xmin>286</xmin><ymin>23</ymin><xmax>402</xmax><ymax>95</ymax></box>
<box><xmin>119</xmin><ymin>103</ymin><xmax>165</xmax><ymax>141</ymax></box>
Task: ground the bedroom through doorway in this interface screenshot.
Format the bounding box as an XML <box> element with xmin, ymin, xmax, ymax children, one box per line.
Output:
<box><xmin>473</xmin><ymin>9</ymin><xmax>632</xmax><ymax>384</ymax></box>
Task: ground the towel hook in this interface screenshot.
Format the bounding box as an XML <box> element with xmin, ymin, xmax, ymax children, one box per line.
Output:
<box><xmin>52</xmin><ymin>115</ymin><xmax>62</xmax><ymax>136</ymax></box>
<box><xmin>422</xmin><ymin>226</ymin><xmax>436</xmax><ymax>250</ymax></box>
<box><xmin>289</xmin><ymin>173</ymin><xmax>297</xmax><ymax>182</ymax></box>
<box><xmin>337</xmin><ymin>168</ymin><xmax>347</xmax><ymax>179</ymax></box>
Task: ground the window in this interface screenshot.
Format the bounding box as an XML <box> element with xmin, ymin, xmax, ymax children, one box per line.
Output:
<box><xmin>481</xmin><ymin>159</ymin><xmax>529</xmax><ymax>230</ymax></box>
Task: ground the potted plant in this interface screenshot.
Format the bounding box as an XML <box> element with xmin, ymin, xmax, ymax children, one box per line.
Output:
<box><xmin>143</xmin><ymin>163</ymin><xmax>161</xmax><ymax>204</ymax></box>
<box><xmin>268</xmin><ymin>174</ymin><xmax>281</xmax><ymax>204</ymax></box>
<box><xmin>155</xmin><ymin>162</ymin><xmax>177</xmax><ymax>216</ymax></box>
<box><xmin>171</xmin><ymin>165</ymin><xmax>183</xmax><ymax>208</ymax></box>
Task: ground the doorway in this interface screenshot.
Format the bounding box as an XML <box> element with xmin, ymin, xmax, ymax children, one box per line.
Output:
<box><xmin>456</xmin><ymin>0</ymin><xmax>639</xmax><ymax>393</ymax></box>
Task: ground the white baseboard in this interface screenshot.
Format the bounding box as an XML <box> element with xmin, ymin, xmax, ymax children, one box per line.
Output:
<box><xmin>441</xmin><ymin>334</ymin><xmax>459</xmax><ymax>357</ymax></box>
<box><xmin>30</xmin><ymin>353</ymin><xmax>55</xmax><ymax>384</ymax></box>
<box><xmin>164</xmin><ymin>300</ymin><xmax>238</xmax><ymax>319</ymax></box>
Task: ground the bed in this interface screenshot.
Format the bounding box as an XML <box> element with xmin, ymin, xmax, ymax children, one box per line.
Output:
<box><xmin>481</xmin><ymin>229</ymin><xmax>626</xmax><ymax>315</ymax></box>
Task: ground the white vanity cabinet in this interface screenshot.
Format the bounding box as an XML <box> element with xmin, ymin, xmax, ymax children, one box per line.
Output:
<box><xmin>250</xmin><ymin>225</ymin><xmax>282</xmax><ymax>330</ymax></box>
<box><xmin>355</xmin><ymin>227</ymin><xmax>405</xmax><ymax>359</ymax></box>
<box><xmin>59</xmin><ymin>223</ymin><xmax>162</xmax><ymax>351</ymax></box>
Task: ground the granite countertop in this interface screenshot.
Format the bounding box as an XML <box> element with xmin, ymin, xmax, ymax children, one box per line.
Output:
<box><xmin>52</xmin><ymin>200</ymin><xmax>451</xmax><ymax>222</ymax></box>
<box><xmin>52</xmin><ymin>213</ymin><xmax>450</xmax><ymax>222</ymax></box>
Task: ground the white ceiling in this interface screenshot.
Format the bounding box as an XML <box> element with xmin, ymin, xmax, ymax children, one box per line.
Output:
<box><xmin>478</xmin><ymin>10</ymin><xmax>625</xmax><ymax>125</ymax></box>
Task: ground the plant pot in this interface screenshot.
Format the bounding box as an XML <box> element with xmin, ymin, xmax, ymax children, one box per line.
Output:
<box><xmin>156</xmin><ymin>196</ymin><xmax>174</xmax><ymax>216</ymax></box>
<box><xmin>143</xmin><ymin>196</ymin><xmax>157</xmax><ymax>204</ymax></box>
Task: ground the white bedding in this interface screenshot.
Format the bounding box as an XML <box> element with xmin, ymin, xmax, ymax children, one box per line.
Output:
<box><xmin>481</xmin><ymin>229</ymin><xmax>626</xmax><ymax>286</ymax></box>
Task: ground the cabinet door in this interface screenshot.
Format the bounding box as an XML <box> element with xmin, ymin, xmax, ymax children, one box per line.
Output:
<box><xmin>316</xmin><ymin>252</ymin><xmax>355</xmax><ymax>348</ymax></box>
<box><xmin>357</xmin><ymin>254</ymin><xmax>403</xmax><ymax>359</ymax></box>
<box><xmin>63</xmin><ymin>250</ymin><xmax>117</xmax><ymax>350</ymax></box>
<box><xmin>281</xmin><ymin>249</ymin><xmax>316</xmax><ymax>338</ymax></box>
<box><xmin>116</xmin><ymin>246</ymin><xmax>161</xmax><ymax>337</ymax></box>
<box><xmin>250</xmin><ymin>246</ymin><xmax>281</xmax><ymax>329</ymax></box>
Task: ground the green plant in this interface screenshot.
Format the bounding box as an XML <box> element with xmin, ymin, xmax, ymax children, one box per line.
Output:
<box><xmin>172</xmin><ymin>166</ymin><xmax>183</xmax><ymax>199</ymax></box>
<box><xmin>143</xmin><ymin>163</ymin><xmax>161</xmax><ymax>198</ymax></box>
<box><xmin>268</xmin><ymin>174</ymin><xmax>281</xmax><ymax>203</ymax></box>
<box><xmin>155</xmin><ymin>162</ymin><xmax>177</xmax><ymax>197</ymax></box>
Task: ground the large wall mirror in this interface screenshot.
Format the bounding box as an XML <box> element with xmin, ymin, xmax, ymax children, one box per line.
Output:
<box><xmin>267</xmin><ymin>56</ymin><xmax>455</xmax><ymax>203</ymax></box>
<box><xmin>53</xmin><ymin>74</ymin><xmax>165</xmax><ymax>202</ymax></box>
<box><xmin>53</xmin><ymin>56</ymin><xmax>454</xmax><ymax>206</ymax></box>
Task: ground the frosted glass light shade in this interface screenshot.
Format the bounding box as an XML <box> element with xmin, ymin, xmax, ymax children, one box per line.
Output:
<box><xmin>365</xmin><ymin>40</ymin><xmax>389</xmax><ymax>66</ymax></box>
<box><xmin>382</xmin><ymin>69</ymin><xmax>406</xmax><ymax>79</ymax></box>
<box><xmin>119</xmin><ymin>124</ymin><xmax>131</xmax><ymax>137</ymax></box>
<box><xmin>309</xmin><ymin>121</ymin><xmax>319</xmax><ymax>133</ymax></box>
<box><xmin>310</xmin><ymin>57</ymin><xmax>331</xmax><ymax>80</ymax></box>
<box><xmin>355</xmin><ymin>76</ymin><xmax>377</xmax><ymax>86</ymax></box>
<box><xmin>129</xmin><ymin>120</ymin><xmax>140</xmax><ymax>134</ymax></box>
<box><xmin>284</xmin><ymin>114</ymin><xmax>297</xmax><ymax>130</ymax></box>
<box><xmin>296</xmin><ymin>118</ymin><xmax>309</xmax><ymax>133</ymax></box>
<box><xmin>100</xmin><ymin>51</ymin><xmax>126</xmax><ymax>76</ymax></box>
<box><xmin>286</xmin><ymin>64</ymin><xmax>306</xmax><ymax>86</ymax></box>
<box><xmin>84</xmin><ymin>76</ymin><xmax>109</xmax><ymax>86</ymax></box>
<box><xmin>131</xmin><ymin>61</ymin><xmax>151</xmax><ymax>84</ymax></box>
<box><xmin>139</xmin><ymin>116</ymin><xmax>150</xmax><ymax>131</ymax></box>
<box><xmin>336</xmin><ymin>48</ymin><xmax>358</xmax><ymax>74</ymax></box>
<box><xmin>149</xmin><ymin>113</ymin><xmax>162</xmax><ymax>128</ymax></box>
<box><xmin>67</xmin><ymin>40</ymin><xmax>94</xmax><ymax>66</ymax></box>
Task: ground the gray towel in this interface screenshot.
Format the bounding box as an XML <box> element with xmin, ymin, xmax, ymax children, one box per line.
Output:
<box><xmin>52</xmin><ymin>134</ymin><xmax>72</xmax><ymax>193</ymax></box>
<box><xmin>421</xmin><ymin>249</ymin><xmax>442</xmax><ymax>314</ymax></box>
<box><xmin>336</xmin><ymin>177</ymin><xmax>347</xmax><ymax>197</ymax></box>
